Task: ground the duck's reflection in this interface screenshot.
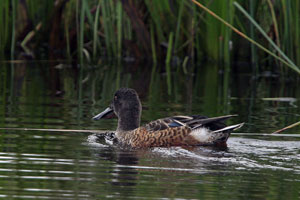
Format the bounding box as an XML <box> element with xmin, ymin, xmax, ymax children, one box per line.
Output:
<box><xmin>87</xmin><ymin>131</ymin><xmax>233</xmax><ymax>197</ymax></box>
<box><xmin>87</xmin><ymin>132</ymin><xmax>139</xmax><ymax>191</ymax></box>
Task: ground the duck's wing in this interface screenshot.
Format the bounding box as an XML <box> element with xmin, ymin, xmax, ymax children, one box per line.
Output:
<box><xmin>143</xmin><ymin>114</ymin><xmax>238</xmax><ymax>133</ymax></box>
<box><xmin>185</xmin><ymin>114</ymin><xmax>237</xmax><ymax>130</ymax></box>
<box><xmin>143</xmin><ymin>116</ymin><xmax>193</xmax><ymax>133</ymax></box>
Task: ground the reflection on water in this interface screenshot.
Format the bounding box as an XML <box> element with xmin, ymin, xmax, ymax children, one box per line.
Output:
<box><xmin>0</xmin><ymin>61</ymin><xmax>299</xmax><ymax>199</ymax></box>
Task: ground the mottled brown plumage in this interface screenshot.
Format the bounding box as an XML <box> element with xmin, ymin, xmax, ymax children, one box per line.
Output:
<box><xmin>93</xmin><ymin>88</ymin><xmax>243</xmax><ymax>148</ymax></box>
<box><xmin>122</xmin><ymin>126</ymin><xmax>191</xmax><ymax>148</ymax></box>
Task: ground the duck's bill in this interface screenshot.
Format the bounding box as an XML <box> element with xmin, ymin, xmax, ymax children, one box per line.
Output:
<box><xmin>92</xmin><ymin>107</ymin><xmax>115</xmax><ymax>120</ymax></box>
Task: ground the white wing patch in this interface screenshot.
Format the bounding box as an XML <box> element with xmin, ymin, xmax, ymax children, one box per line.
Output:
<box><xmin>189</xmin><ymin>128</ymin><xmax>212</xmax><ymax>142</ymax></box>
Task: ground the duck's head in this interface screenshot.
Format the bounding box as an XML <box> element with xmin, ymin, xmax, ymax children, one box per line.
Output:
<box><xmin>93</xmin><ymin>88</ymin><xmax>142</xmax><ymax>131</ymax></box>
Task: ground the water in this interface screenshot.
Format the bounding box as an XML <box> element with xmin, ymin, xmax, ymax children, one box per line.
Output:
<box><xmin>0</xmin><ymin>61</ymin><xmax>300</xmax><ymax>199</ymax></box>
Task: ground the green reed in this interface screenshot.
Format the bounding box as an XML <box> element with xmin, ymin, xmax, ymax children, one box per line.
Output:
<box><xmin>234</xmin><ymin>2</ymin><xmax>300</xmax><ymax>74</ymax></box>
<box><xmin>144</xmin><ymin>0</ymin><xmax>167</xmax><ymax>43</ymax></box>
<box><xmin>166</xmin><ymin>32</ymin><xmax>174</xmax><ymax>95</ymax></box>
<box><xmin>249</xmin><ymin>0</ymin><xmax>257</xmax><ymax>68</ymax></box>
<box><xmin>150</xmin><ymin>23</ymin><xmax>157</xmax><ymax>64</ymax></box>
<box><xmin>204</xmin><ymin>0</ymin><xmax>227</xmax><ymax>61</ymax></box>
<box><xmin>294</xmin><ymin>1</ymin><xmax>300</xmax><ymax>64</ymax></box>
<box><xmin>174</xmin><ymin>0</ymin><xmax>184</xmax><ymax>52</ymax></box>
<box><xmin>282</xmin><ymin>1</ymin><xmax>300</xmax><ymax>64</ymax></box>
<box><xmin>93</xmin><ymin>0</ymin><xmax>101</xmax><ymax>60</ymax></box>
<box><xmin>26</xmin><ymin>0</ymin><xmax>53</xmax><ymax>26</ymax></box>
<box><xmin>0</xmin><ymin>0</ymin><xmax>10</xmax><ymax>57</ymax></box>
<box><xmin>100</xmin><ymin>0</ymin><xmax>123</xmax><ymax>58</ymax></box>
<box><xmin>10</xmin><ymin>0</ymin><xmax>16</xmax><ymax>60</ymax></box>
<box><xmin>0</xmin><ymin>0</ymin><xmax>300</xmax><ymax>76</ymax></box>
<box><xmin>78</xmin><ymin>0</ymin><xmax>85</xmax><ymax>63</ymax></box>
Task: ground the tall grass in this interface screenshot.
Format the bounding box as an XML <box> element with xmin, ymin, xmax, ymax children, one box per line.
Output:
<box><xmin>233</xmin><ymin>2</ymin><xmax>300</xmax><ymax>74</ymax></box>
<box><xmin>192</xmin><ymin>0</ymin><xmax>300</xmax><ymax>74</ymax></box>
<box><xmin>166</xmin><ymin>32</ymin><xmax>174</xmax><ymax>95</ymax></box>
<box><xmin>203</xmin><ymin>0</ymin><xmax>234</xmax><ymax>62</ymax></box>
<box><xmin>0</xmin><ymin>0</ymin><xmax>299</xmax><ymax>75</ymax></box>
<box><xmin>249</xmin><ymin>0</ymin><xmax>257</xmax><ymax>70</ymax></box>
<box><xmin>0</xmin><ymin>0</ymin><xmax>10</xmax><ymax>58</ymax></box>
<box><xmin>293</xmin><ymin>1</ymin><xmax>300</xmax><ymax>64</ymax></box>
<box><xmin>10</xmin><ymin>0</ymin><xmax>16</xmax><ymax>60</ymax></box>
<box><xmin>78</xmin><ymin>0</ymin><xmax>85</xmax><ymax>63</ymax></box>
<box><xmin>92</xmin><ymin>0</ymin><xmax>101</xmax><ymax>60</ymax></box>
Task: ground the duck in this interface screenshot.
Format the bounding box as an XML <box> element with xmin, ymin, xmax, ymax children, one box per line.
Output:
<box><xmin>93</xmin><ymin>88</ymin><xmax>243</xmax><ymax>148</ymax></box>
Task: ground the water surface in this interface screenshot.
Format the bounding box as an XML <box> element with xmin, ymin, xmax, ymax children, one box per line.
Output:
<box><xmin>0</xmin><ymin>61</ymin><xmax>299</xmax><ymax>199</ymax></box>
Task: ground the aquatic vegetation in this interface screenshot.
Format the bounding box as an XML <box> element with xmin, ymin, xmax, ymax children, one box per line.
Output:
<box><xmin>0</xmin><ymin>0</ymin><xmax>299</xmax><ymax>75</ymax></box>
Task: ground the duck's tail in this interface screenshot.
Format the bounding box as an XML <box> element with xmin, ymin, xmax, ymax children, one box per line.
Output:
<box><xmin>188</xmin><ymin>115</ymin><xmax>237</xmax><ymax>128</ymax></box>
<box><xmin>190</xmin><ymin>115</ymin><xmax>239</xmax><ymax>130</ymax></box>
<box><xmin>189</xmin><ymin>122</ymin><xmax>244</xmax><ymax>146</ymax></box>
<box><xmin>212</xmin><ymin>123</ymin><xmax>244</xmax><ymax>133</ymax></box>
